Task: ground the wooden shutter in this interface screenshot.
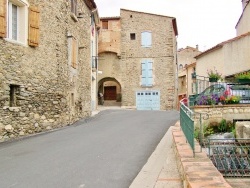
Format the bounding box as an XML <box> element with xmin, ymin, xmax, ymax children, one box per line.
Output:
<box><xmin>71</xmin><ymin>38</ymin><xmax>77</xmax><ymax>69</ymax></box>
<box><xmin>28</xmin><ymin>6</ymin><xmax>40</xmax><ymax>47</ymax></box>
<box><xmin>0</xmin><ymin>0</ymin><xmax>6</xmax><ymax>38</ymax></box>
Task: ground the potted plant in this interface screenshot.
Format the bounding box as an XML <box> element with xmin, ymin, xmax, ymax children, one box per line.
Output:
<box><xmin>207</xmin><ymin>68</ymin><xmax>222</xmax><ymax>82</ymax></box>
<box><xmin>234</xmin><ymin>71</ymin><xmax>250</xmax><ymax>84</ymax></box>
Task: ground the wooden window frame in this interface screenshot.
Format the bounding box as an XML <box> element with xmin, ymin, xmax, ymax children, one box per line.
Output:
<box><xmin>102</xmin><ymin>20</ymin><xmax>108</xmax><ymax>29</ymax></box>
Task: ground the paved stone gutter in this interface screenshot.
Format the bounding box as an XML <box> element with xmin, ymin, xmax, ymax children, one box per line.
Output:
<box><xmin>172</xmin><ymin>122</ymin><xmax>232</xmax><ymax>188</ymax></box>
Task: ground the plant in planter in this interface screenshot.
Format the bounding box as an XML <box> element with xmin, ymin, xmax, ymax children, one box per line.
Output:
<box><xmin>225</xmin><ymin>95</ymin><xmax>241</xmax><ymax>104</ymax></box>
<box><xmin>207</xmin><ymin>68</ymin><xmax>222</xmax><ymax>82</ymax></box>
<box><xmin>235</xmin><ymin>71</ymin><xmax>250</xmax><ymax>83</ymax></box>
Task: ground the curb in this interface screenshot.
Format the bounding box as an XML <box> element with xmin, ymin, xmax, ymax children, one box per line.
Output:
<box><xmin>172</xmin><ymin>122</ymin><xmax>232</xmax><ymax>188</ymax></box>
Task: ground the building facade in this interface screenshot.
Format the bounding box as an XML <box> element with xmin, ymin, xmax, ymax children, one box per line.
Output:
<box><xmin>177</xmin><ymin>46</ymin><xmax>201</xmax><ymax>106</ymax></box>
<box><xmin>0</xmin><ymin>0</ymin><xmax>99</xmax><ymax>141</ymax></box>
<box><xmin>193</xmin><ymin>0</ymin><xmax>250</xmax><ymax>94</ymax></box>
<box><xmin>98</xmin><ymin>9</ymin><xmax>178</xmax><ymax>110</ymax></box>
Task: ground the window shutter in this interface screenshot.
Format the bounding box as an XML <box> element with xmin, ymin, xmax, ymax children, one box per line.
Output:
<box><xmin>141</xmin><ymin>60</ymin><xmax>147</xmax><ymax>86</ymax></box>
<box><xmin>71</xmin><ymin>38</ymin><xmax>77</xmax><ymax>69</ymax></box>
<box><xmin>141</xmin><ymin>31</ymin><xmax>152</xmax><ymax>47</ymax></box>
<box><xmin>147</xmin><ymin>61</ymin><xmax>153</xmax><ymax>86</ymax></box>
<box><xmin>141</xmin><ymin>32</ymin><xmax>146</xmax><ymax>47</ymax></box>
<box><xmin>0</xmin><ymin>0</ymin><xmax>6</xmax><ymax>38</ymax></box>
<box><xmin>28</xmin><ymin>6</ymin><xmax>40</xmax><ymax>47</ymax></box>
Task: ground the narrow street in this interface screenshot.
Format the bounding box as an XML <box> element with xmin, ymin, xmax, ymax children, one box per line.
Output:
<box><xmin>0</xmin><ymin>109</ymin><xmax>179</xmax><ymax>188</ymax></box>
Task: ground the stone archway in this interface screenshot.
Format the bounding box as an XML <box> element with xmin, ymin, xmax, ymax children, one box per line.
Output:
<box><xmin>98</xmin><ymin>77</ymin><xmax>122</xmax><ymax>105</ymax></box>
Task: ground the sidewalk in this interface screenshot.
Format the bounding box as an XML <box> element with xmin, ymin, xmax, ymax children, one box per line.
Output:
<box><xmin>129</xmin><ymin>125</ymin><xmax>183</xmax><ymax>188</ymax></box>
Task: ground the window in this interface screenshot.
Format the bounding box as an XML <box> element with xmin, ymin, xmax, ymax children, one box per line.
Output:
<box><xmin>130</xmin><ymin>33</ymin><xmax>136</xmax><ymax>40</ymax></box>
<box><xmin>71</xmin><ymin>37</ymin><xmax>78</xmax><ymax>69</ymax></box>
<box><xmin>8</xmin><ymin>3</ymin><xmax>18</xmax><ymax>40</ymax></box>
<box><xmin>71</xmin><ymin>0</ymin><xmax>77</xmax><ymax>15</ymax></box>
<box><xmin>0</xmin><ymin>0</ymin><xmax>40</xmax><ymax>46</ymax></box>
<box><xmin>102</xmin><ymin>21</ymin><xmax>108</xmax><ymax>29</ymax></box>
<box><xmin>141</xmin><ymin>59</ymin><xmax>153</xmax><ymax>86</ymax></box>
<box><xmin>10</xmin><ymin>84</ymin><xmax>20</xmax><ymax>107</ymax></box>
<box><xmin>141</xmin><ymin>31</ymin><xmax>152</xmax><ymax>47</ymax></box>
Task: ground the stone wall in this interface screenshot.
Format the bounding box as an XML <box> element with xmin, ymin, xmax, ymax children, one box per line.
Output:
<box><xmin>98</xmin><ymin>18</ymin><xmax>121</xmax><ymax>55</ymax></box>
<box><xmin>192</xmin><ymin>104</ymin><xmax>250</xmax><ymax>126</ymax></box>
<box><xmin>0</xmin><ymin>0</ymin><xmax>94</xmax><ymax>141</ymax></box>
<box><xmin>120</xmin><ymin>9</ymin><xmax>177</xmax><ymax>110</ymax></box>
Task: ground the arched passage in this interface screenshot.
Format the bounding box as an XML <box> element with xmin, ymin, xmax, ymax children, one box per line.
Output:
<box><xmin>98</xmin><ymin>77</ymin><xmax>122</xmax><ymax>105</ymax></box>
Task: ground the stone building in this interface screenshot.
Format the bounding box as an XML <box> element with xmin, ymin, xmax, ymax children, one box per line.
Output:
<box><xmin>177</xmin><ymin>46</ymin><xmax>201</xmax><ymax>106</ymax></box>
<box><xmin>98</xmin><ymin>9</ymin><xmax>178</xmax><ymax>110</ymax></box>
<box><xmin>0</xmin><ymin>0</ymin><xmax>99</xmax><ymax>141</ymax></box>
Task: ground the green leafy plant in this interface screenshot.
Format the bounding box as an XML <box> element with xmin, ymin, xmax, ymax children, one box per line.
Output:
<box><xmin>218</xmin><ymin>119</ymin><xmax>227</xmax><ymax>132</ymax></box>
<box><xmin>225</xmin><ymin>95</ymin><xmax>241</xmax><ymax>104</ymax></box>
<box><xmin>207</xmin><ymin>67</ymin><xmax>222</xmax><ymax>80</ymax></box>
<box><xmin>234</xmin><ymin>71</ymin><xmax>250</xmax><ymax>79</ymax></box>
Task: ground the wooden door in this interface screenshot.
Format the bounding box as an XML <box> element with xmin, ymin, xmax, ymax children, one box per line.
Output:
<box><xmin>104</xmin><ymin>86</ymin><xmax>117</xmax><ymax>100</ymax></box>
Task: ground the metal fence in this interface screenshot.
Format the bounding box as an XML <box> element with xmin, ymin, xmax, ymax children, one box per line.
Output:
<box><xmin>190</xmin><ymin>81</ymin><xmax>250</xmax><ymax>106</ymax></box>
<box><xmin>180</xmin><ymin>99</ymin><xmax>195</xmax><ymax>156</ymax></box>
<box><xmin>205</xmin><ymin>138</ymin><xmax>250</xmax><ymax>177</ymax></box>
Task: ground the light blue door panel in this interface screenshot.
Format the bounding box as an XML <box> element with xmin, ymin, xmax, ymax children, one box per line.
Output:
<box><xmin>136</xmin><ymin>91</ymin><xmax>160</xmax><ymax>110</ymax></box>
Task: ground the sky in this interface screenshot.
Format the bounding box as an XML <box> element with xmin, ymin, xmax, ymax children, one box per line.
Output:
<box><xmin>94</xmin><ymin>0</ymin><xmax>243</xmax><ymax>51</ymax></box>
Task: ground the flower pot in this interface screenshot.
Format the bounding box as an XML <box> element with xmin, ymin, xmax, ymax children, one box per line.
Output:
<box><xmin>236</xmin><ymin>79</ymin><xmax>250</xmax><ymax>84</ymax></box>
<box><xmin>209</xmin><ymin>78</ymin><xmax>218</xmax><ymax>82</ymax></box>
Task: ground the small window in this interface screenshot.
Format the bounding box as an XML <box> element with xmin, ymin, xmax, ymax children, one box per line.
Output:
<box><xmin>137</xmin><ymin>93</ymin><xmax>140</xmax><ymax>95</ymax></box>
<box><xmin>71</xmin><ymin>0</ymin><xmax>77</xmax><ymax>15</ymax></box>
<box><xmin>102</xmin><ymin>21</ymin><xmax>108</xmax><ymax>29</ymax></box>
<box><xmin>130</xmin><ymin>33</ymin><xmax>136</xmax><ymax>40</ymax></box>
<box><xmin>10</xmin><ymin>85</ymin><xmax>20</xmax><ymax>107</ymax></box>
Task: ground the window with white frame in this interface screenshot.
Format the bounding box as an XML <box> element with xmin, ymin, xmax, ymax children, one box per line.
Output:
<box><xmin>7</xmin><ymin>0</ymin><xmax>29</xmax><ymax>44</ymax></box>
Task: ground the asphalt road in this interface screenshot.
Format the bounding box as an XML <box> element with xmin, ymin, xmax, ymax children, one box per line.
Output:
<box><xmin>0</xmin><ymin>109</ymin><xmax>179</xmax><ymax>188</ymax></box>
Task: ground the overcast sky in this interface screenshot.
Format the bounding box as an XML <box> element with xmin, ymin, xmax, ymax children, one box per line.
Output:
<box><xmin>94</xmin><ymin>0</ymin><xmax>242</xmax><ymax>51</ymax></box>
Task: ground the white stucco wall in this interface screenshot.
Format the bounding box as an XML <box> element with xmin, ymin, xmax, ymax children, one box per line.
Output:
<box><xmin>236</xmin><ymin>3</ymin><xmax>250</xmax><ymax>36</ymax></box>
<box><xmin>196</xmin><ymin>48</ymin><xmax>224</xmax><ymax>79</ymax></box>
<box><xmin>223</xmin><ymin>34</ymin><xmax>250</xmax><ymax>76</ymax></box>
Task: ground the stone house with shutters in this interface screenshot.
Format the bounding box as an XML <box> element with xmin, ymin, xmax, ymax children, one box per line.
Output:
<box><xmin>0</xmin><ymin>0</ymin><xmax>99</xmax><ymax>141</ymax></box>
<box><xmin>98</xmin><ymin>9</ymin><xmax>178</xmax><ymax>110</ymax></box>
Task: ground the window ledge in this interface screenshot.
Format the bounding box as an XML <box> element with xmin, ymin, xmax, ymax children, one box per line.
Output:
<box><xmin>70</xmin><ymin>13</ymin><xmax>79</xmax><ymax>22</ymax></box>
<box><xmin>4</xmin><ymin>38</ymin><xmax>28</xmax><ymax>47</ymax></box>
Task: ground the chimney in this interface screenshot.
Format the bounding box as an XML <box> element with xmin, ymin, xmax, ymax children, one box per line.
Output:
<box><xmin>196</xmin><ymin>44</ymin><xmax>199</xmax><ymax>50</ymax></box>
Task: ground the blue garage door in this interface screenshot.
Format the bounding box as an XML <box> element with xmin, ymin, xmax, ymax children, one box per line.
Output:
<box><xmin>136</xmin><ymin>91</ymin><xmax>160</xmax><ymax>110</ymax></box>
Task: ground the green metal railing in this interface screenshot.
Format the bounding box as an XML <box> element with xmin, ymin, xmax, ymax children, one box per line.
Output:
<box><xmin>180</xmin><ymin>99</ymin><xmax>195</xmax><ymax>156</ymax></box>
